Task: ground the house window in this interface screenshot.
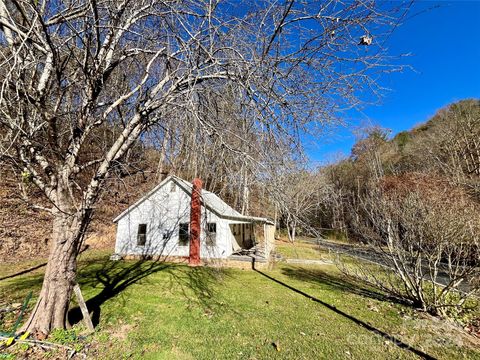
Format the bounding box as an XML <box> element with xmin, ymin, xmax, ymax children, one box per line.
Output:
<box><xmin>163</xmin><ymin>230</ymin><xmax>172</xmax><ymax>240</ymax></box>
<box><xmin>206</xmin><ymin>223</ymin><xmax>217</xmax><ymax>247</ymax></box>
<box><xmin>137</xmin><ymin>224</ymin><xmax>147</xmax><ymax>246</ymax></box>
<box><xmin>170</xmin><ymin>182</ymin><xmax>176</xmax><ymax>192</ymax></box>
<box><xmin>178</xmin><ymin>223</ymin><xmax>189</xmax><ymax>246</ymax></box>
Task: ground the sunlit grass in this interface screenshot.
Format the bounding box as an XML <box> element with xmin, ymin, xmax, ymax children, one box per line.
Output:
<box><xmin>1</xmin><ymin>252</ymin><xmax>479</xmax><ymax>359</ymax></box>
<box><xmin>274</xmin><ymin>239</ymin><xmax>328</xmax><ymax>260</ymax></box>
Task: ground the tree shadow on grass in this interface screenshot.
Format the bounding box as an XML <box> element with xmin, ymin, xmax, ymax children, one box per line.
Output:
<box><xmin>68</xmin><ymin>258</ymin><xmax>169</xmax><ymax>327</ymax></box>
<box><xmin>281</xmin><ymin>266</ymin><xmax>407</xmax><ymax>305</ymax></box>
<box><xmin>0</xmin><ymin>247</ymin><xmax>97</xmax><ymax>283</ymax></box>
<box><xmin>162</xmin><ymin>265</ymin><xmax>232</xmax><ymax>313</ymax></box>
<box><xmin>1</xmin><ymin>254</ymin><xmax>230</xmax><ymax>330</ymax></box>
<box><xmin>253</xmin><ymin>262</ymin><xmax>436</xmax><ymax>360</ymax></box>
<box><xmin>68</xmin><ymin>258</ymin><xmax>230</xmax><ymax>327</ymax></box>
<box><xmin>0</xmin><ymin>274</ymin><xmax>44</xmax><ymax>303</ymax></box>
<box><xmin>0</xmin><ymin>263</ymin><xmax>47</xmax><ymax>282</ymax></box>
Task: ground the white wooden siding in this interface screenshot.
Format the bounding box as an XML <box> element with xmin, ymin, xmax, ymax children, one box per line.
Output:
<box><xmin>114</xmin><ymin>179</ymin><xmax>232</xmax><ymax>259</ymax></box>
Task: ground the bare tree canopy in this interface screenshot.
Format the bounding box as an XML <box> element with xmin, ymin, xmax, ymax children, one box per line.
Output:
<box><xmin>322</xmin><ymin>100</ymin><xmax>480</xmax><ymax>320</ymax></box>
<box><xmin>0</xmin><ymin>0</ymin><xmax>409</xmax><ymax>336</ymax></box>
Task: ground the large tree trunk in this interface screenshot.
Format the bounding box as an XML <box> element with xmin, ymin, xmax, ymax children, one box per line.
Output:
<box><xmin>22</xmin><ymin>191</ymin><xmax>92</xmax><ymax>337</ymax></box>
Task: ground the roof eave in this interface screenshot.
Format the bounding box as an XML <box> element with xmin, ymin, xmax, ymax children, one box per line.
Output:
<box><xmin>112</xmin><ymin>175</ymin><xmax>274</xmax><ymax>226</ymax></box>
<box><xmin>221</xmin><ymin>215</ymin><xmax>274</xmax><ymax>225</ymax></box>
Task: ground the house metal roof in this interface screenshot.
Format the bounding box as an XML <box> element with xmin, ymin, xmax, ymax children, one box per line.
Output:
<box><xmin>113</xmin><ymin>175</ymin><xmax>274</xmax><ymax>225</ymax></box>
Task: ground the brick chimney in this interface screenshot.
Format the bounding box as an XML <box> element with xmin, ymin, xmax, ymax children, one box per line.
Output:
<box><xmin>189</xmin><ymin>178</ymin><xmax>202</xmax><ymax>266</ymax></box>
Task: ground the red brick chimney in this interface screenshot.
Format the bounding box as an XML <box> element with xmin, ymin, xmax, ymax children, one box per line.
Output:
<box><xmin>189</xmin><ymin>178</ymin><xmax>202</xmax><ymax>266</ymax></box>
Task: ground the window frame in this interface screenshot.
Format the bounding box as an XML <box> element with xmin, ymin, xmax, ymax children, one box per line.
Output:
<box><xmin>137</xmin><ymin>223</ymin><xmax>147</xmax><ymax>246</ymax></box>
<box><xmin>206</xmin><ymin>222</ymin><xmax>217</xmax><ymax>247</ymax></box>
<box><xmin>178</xmin><ymin>222</ymin><xmax>189</xmax><ymax>246</ymax></box>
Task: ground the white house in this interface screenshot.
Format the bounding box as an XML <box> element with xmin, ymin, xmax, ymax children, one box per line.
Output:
<box><xmin>112</xmin><ymin>175</ymin><xmax>275</xmax><ymax>263</ymax></box>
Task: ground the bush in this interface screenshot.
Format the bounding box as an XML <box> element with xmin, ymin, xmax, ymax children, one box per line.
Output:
<box><xmin>343</xmin><ymin>174</ymin><xmax>480</xmax><ymax>319</ymax></box>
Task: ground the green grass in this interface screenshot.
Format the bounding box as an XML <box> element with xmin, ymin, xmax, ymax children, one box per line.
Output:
<box><xmin>322</xmin><ymin>230</ymin><xmax>352</xmax><ymax>244</ymax></box>
<box><xmin>1</xmin><ymin>252</ymin><xmax>479</xmax><ymax>359</ymax></box>
<box><xmin>274</xmin><ymin>240</ymin><xmax>328</xmax><ymax>260</ymax></box>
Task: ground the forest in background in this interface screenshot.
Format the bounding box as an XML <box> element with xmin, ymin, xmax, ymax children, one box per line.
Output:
<box><xmin>2</xmin><ymin>99</ymin><xmax>478</xmax><ymax>263</ymax></box>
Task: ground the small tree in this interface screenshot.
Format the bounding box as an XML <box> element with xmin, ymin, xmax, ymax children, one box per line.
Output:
<box><xmin>343</xmin><ymin>174</ymin><xmax>480</xmax><ymax>317</ymax></box>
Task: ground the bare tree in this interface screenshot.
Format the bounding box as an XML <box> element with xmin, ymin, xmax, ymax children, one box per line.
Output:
<box><xmin>0</xmin><ymin>0</ymin><xmax>409</xmax><ymax>336</ymax></box>
<box><xmin>343</xmin><ymin>174</ymin><xmax>480</xmax><ymax>317</ymax></box>
<box><xmin>416</xmin><ymin>100</ymin><xmax>480</xmax><ymax>197</ymax></box>
<box><xmin>275</xmin><ymin>168</ymin><xmax>332</xmax><ymax>242</ymax></box>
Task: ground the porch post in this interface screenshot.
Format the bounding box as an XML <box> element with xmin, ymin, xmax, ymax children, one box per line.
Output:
<box><xmin>189</xmin><ymin>178</ymin><xmax>202</xmax><ymax>266</ymax></box>
<box><xmin>263</xmin><ymin>223</ymin><xmax>267</xmax><ymax>256</ymax></box>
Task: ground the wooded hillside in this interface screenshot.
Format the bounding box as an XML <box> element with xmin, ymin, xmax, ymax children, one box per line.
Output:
<box><xmin>322</xmin><ymin>99</ymin><xmax>480</xmax><ymax>239</ymax></box>
<box><xmin>2</xmin><ymin>99</ymin><xmax>478</xmax><ymax>263</ymax></box>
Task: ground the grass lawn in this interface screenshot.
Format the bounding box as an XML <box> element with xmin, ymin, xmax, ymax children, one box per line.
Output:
<box><xmin>1</xmin><ymin>251</ymin><xmax>479</xmax><ymax>359</ymax></box>
<box><xmin>274</xmin><ymin>239</ymin><xmax>328</xmax><ymax>260</ymax></box>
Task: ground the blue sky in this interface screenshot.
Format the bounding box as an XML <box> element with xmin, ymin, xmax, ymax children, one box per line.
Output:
<box><xmin>307</xmin><ymin>0</ymin><xmax>480</xmax><ymax>164</ymax></box>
